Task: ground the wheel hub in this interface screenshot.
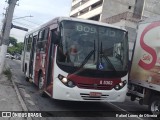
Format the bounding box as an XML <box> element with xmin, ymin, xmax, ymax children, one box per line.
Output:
<box><xmin>151</xmin><ymin>101</ymin><xmax>160</xmax><ymax>115</ymax></box>
<box><xmin>39</xmin><ymin>76</ymin><xmax>44</xmax><ymax>89</ymax></box>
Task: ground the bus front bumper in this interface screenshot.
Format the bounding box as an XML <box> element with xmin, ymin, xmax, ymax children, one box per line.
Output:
<box><xmin>53</xmin><ymin>79</ymin><xmax>127</xmax><ymax>102</ymax></box>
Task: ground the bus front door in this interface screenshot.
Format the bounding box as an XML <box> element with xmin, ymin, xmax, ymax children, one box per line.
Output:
<box><xmin>29</xmin><ymin>36</ymin><xmax>37</xmax><ymax>78</ymax></box>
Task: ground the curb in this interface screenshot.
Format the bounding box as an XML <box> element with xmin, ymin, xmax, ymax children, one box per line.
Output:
<box><xmin>5</xmin><ymin>62</ymin><xmax>32</xmax><ymax>120</ymax></box>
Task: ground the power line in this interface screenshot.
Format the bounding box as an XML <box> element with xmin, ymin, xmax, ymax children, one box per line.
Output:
<box><xmin>13</xmin><ymin>18</ymin><xmax>41</xmax><ymax>25</ymax></box>
<box><xmin>13</xmin><ymin>15</ymin><xmax>33</xmax><ymax>20</ymax></box>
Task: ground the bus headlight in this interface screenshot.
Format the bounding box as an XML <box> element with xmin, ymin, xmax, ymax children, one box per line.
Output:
<box><xmin>114</xmin><ymin>85</ymin><xmax>120</xmax><ymax>90</ymax></box>
<box><xmin>119</xmin><ymin>82</ymin><xmax>124</xmax><ymax>87</ymax></box>
<box><xmin>67</xmin><ymin>81</ymin><xmax>74</xmax><ymax>87</ymax></box>
<box><xmin>62</xmin><ymin>77</ymin><xmax>68</xmax><ymax>83</ymax></box>
<box><xmin>114</xmin><ymin>80</ymin><xmax>127</xmax><ymax>90</ymax></box>
<box><xmin>58</xmin><ymin>74</ymin><xmax>76</xmax><ymax>88</ymax></box>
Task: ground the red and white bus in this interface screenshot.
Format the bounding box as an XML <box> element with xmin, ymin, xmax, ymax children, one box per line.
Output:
<box><xmin>22</xmin><ymin>17</ymin><xmax>129</xmax><ymax>102</ymax></box>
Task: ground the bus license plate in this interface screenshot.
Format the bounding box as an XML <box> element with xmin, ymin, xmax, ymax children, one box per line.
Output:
<box><xmin>90</xmin><ymin>92</ymin><xmax>102</xmax><ymax>97</ymax></box>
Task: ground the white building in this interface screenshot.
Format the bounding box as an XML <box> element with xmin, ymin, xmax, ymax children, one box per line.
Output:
<box><xmin>70</xmin><ymin>0</ymin><xmax>160</xmax><ymax>60</ymax></box>
<box><xmin>70</xmin><ymin>0</ymin><xmax>103</xmax><ymax>21</ymax></box>
<box><xmin>70</xmin><ymin>0</ymin><xmax>160</xmax><ymax>21</ymax></box>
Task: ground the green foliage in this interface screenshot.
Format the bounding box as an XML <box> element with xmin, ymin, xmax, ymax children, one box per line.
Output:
<box><xmin>8</xmin><ymin>42</ymin><xmax>24</xmax><ymax>55</ymax></box>
<box><xmin>9</xmin><ymin>37</ymin><xmax>17</xmax><ymax>46</ymax></box>
<box><xmin>3</xmin><ymin>68</ymin><xmax>12</xmax><ymax>80</ymax></box>
<box><xmin>7</xmin><ymin>37</ymin><xmax>24</xmax><ymax>55</ymax></box>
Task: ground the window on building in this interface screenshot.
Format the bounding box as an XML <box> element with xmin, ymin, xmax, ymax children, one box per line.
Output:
<box><xmin>71</xmin><ymin>13</ymin><xmax>79</xmax><ymax>17</ymax></box>
<box><xmin>91</xmin><ymin>0</ymin><xmax>103</xmax><ymax>10</ymax></box>
<box><xmin>71</xmin><ymin>2</ymin><xmax>81</xmax><ymax>11</ymax></box>
<box><xmin>80</xmin><ymin>7</ymin><xmax>89</xmax><ymax>15</ymax></box>
<box><xmin>89</xmin><ymin>14</ymin><xmax>100</xmax><ymax>21</ymax></box>
<box><xmin>81</xmin><ymin>0</ymin><xmax>89</xmax><ymax>5</ymax></box>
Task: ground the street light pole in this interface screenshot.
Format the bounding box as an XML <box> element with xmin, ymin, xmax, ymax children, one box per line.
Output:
<box><xmin>0</xmin><ymin>0</ymin><xmax>18</xmax><ymax>74</ymax></box>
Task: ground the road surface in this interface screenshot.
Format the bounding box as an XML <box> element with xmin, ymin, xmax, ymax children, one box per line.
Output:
<box><xmin>7</xmin><ymin>58</ymin><xmax>158</xmax><ymax>120</ymax></box>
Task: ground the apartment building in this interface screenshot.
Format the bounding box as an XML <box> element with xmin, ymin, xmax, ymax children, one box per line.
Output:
<box><xmin>70</xmin><ymin>0</ymin><xmax>160</xmax><ymax>59</ymax></box>
<box><xmin>70</xmin><ymin>0</ymin><xmax>136</xmax><ymax>21</ymax></box>
<box><xmin>70</xmin><ymin>0</ymin><xmax>160</xmax><ymax>22</ymax></box>
<box><xmin>70</xmin><ymin>0</ymin><xmax>103</xmax><ymax>21</ymax></box>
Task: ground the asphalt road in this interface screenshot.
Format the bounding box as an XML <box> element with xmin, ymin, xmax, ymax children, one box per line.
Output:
<box><xmin>6</xmin><ymin>58</ymin><xmax>158</xmax><ymax>120</ymax></box>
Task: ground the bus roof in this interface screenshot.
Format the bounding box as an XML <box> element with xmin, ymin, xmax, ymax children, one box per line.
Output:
<box><xmin>60</xmin><ymin>17</ymin><xmax>126</xmax><ymax>30</ymax></box>
<box><xmin>25</xmin><ymin>17</ymin><xmax>127</xmax><ymax>36</ymax></box>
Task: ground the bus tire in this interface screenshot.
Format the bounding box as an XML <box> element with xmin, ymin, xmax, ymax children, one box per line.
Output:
<box><xmin>38</xmin><ymin>73</ymin><xmax>48</xmax><ymax>97</ymax></box>
<box><xmin>41</xmin><ymin>91</ymin><xmax>49</xmax><ymax>98</ymax></box>
<box><xmin>24</xmin><ymin>68</ymin><xmax>29</xmax><ymax>82</ymax></box>
<box><xmin>130</xmin><ymin>95</ymin><xmax>136</xmax><ymax>101</ymax></box>
<box><xmin>38</xmin><ymin>72</ymin><xmax>44</xmax><ymax>90</ymax></box>
<box><xmin>148</xmin><ymin>96</ymin><xmax>160</xmax><ymax>116</ymax></box>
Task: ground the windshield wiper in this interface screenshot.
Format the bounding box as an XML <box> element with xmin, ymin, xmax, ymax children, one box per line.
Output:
<box><xmin>79</xmin><ymin>39</ymin><xmax>96</xmax><ymax>69</ymax></box>
<box><xmin>79</xmin><ymin>50</ymin><xmax>95</xmax><ymax>68</ymax></box>
<box><xmin>102</xmin><ymin>54</ymin><xmax>117</xmax><ymax>71</ymax></box>
<box><xmin>99</xmin><ymin>42</ymin><xmax>117</xmax><ymax>71</ymax></box>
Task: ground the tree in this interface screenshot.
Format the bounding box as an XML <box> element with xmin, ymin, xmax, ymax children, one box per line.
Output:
<box><xmin>7</xmin><ymin>42</ymin><xmax>24</xmax><ymax>55</ymax></box>
<box><xmin>7</xmin><ymin>37</ymin><xmax>23</xmax><ymax>55</ymax></box>
<box><xmin>9</xmin><ymin>37</ymin><xmax>17</xmax><ymax>46</ymax></box>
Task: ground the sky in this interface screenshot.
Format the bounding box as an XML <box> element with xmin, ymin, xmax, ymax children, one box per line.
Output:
<box><xmin>0</xmin><ymin>0</ymin><xmax>72</xmax><ymax>42</ymax></box>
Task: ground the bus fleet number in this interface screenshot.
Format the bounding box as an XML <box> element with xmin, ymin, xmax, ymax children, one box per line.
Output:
<box><xmin>76</xmin><ymin>25</ymin><xmax>96</xmax><ymax>33</ymax></box>
<box><xmin>100</xmin><ymin>80</ymin><xmax>113</xmax><ymax>85</ymax></box>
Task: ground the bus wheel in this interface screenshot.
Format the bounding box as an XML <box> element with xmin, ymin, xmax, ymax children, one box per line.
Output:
<box><xmin>38</xmin><ymin>73</ymin><xmax>47</xmax><ymax>97</ymax></box>
<box><xmin>149</xmin><ymin>96</ymin><xmax>160</xmax><ymax>116</ymax></box>
<box><xmin>130</xmin><ymin>95</ymin><xmax>136</xmax><ymax>101</ymax></box>
<box><xmin>38</xmin><ymin>73</ymin><xmax>44</xmax><ymax>90</ymax></box>
<box><xmin>24</xmin><ymin>69</ymin><xmax>29</xmax><ymax>82</ymax></box>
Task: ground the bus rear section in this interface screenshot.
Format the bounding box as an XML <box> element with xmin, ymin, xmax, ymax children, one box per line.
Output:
<box><xmin>22</xmin><ymin>17</ymin><xmax>129</xmax><ymax>102</ymax></box>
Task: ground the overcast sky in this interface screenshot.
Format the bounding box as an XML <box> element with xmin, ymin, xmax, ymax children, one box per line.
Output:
<box><xmin>0</xmin><ymin>0</ymin><xmax>72</xmax><ymax>42</ymax></box>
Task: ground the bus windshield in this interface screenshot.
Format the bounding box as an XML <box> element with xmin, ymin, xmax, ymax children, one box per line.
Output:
<box><xmin>57</xmin><ymin>20</ymin><xmax>128</xmax><ymax>72</ymax></box>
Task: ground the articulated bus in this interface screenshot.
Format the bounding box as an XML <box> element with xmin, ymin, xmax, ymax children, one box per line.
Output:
<box><xmin>22</xmin><ymin>17</ymin><xmax>128</xmax><ymax>102</ymax></box>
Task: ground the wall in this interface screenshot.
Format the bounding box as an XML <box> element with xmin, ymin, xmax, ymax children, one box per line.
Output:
<box><xmin>143</xmin><ymin>0</ymin><xmax>160</xmax><ymax>17</ymax></box>
<box><xmin>101</xmin><ymin>0</ymin><xmax>135</xmax><ymax>21</ymax></box>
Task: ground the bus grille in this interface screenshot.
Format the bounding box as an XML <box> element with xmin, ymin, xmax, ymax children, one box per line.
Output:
<box><xmin>80</xmin><ymin>93</ymin><xmax>108</xmax><ymax>100</ymax></box>
<box><xmin>77</xmin><ymin>83</ymin><xmax>113</xmax><ymax>90</ymax></box>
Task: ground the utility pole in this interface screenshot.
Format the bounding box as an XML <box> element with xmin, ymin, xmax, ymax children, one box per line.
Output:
<box><xmin>0</xmin><ymin>0</ymin><xmax>18</xmax><ymax>74</ymax></box>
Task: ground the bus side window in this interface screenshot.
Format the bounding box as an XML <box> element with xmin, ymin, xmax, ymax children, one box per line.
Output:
<box><xmin>33</xmin><ymin>35</ymin><xmax>38</xmax><ymax>51</ymax></box>
<box><xmin>26</xmin><ymin>35</ymin><xmax>32</xmax><ymax>52</ymax></box>
<box><xmin>24</xmin><ymin>37</ymin><xmax>28</xmax><ymax>51</ymax></box>
<box><xmin>37</xmin><ymin>28</ymin><xmax>49</xmax><ymax>52</ymax></box>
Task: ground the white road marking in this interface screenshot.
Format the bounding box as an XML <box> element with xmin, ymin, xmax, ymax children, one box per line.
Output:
<box><xmin>0</xmin><ymin>98</ymin><xmax>6</xmax><ymax>101</ymax></box>
<box><xmin>27</xmin><ymin>100</ymin><xmax>35</xmax><ymax>106</ymax></box>
<box><xmin>24</xmin><ymin>93</ymin><xmax>31</xmax><ymax>98</ymax></box>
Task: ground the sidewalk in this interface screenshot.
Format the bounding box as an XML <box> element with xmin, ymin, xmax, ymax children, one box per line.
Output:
<box><xmin>0</xmin><ymin>63</ymin><xmax>25</xmax><ymax>120</ymax></box>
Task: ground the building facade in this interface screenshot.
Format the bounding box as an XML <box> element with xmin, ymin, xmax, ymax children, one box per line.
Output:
<box><xmin>70</xmin><ymin>0</ymin><xmax>160</xmax><ymax>22</ymax></box>
<box><xmin>70</xmin><ymin>0</ymin><xmax>160</xmax><ymax>59</ymax></box>
<box><xmin>70</xmin><ymin>0</ymin><xmax>103</xmax><ymax>21</ymax></box>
